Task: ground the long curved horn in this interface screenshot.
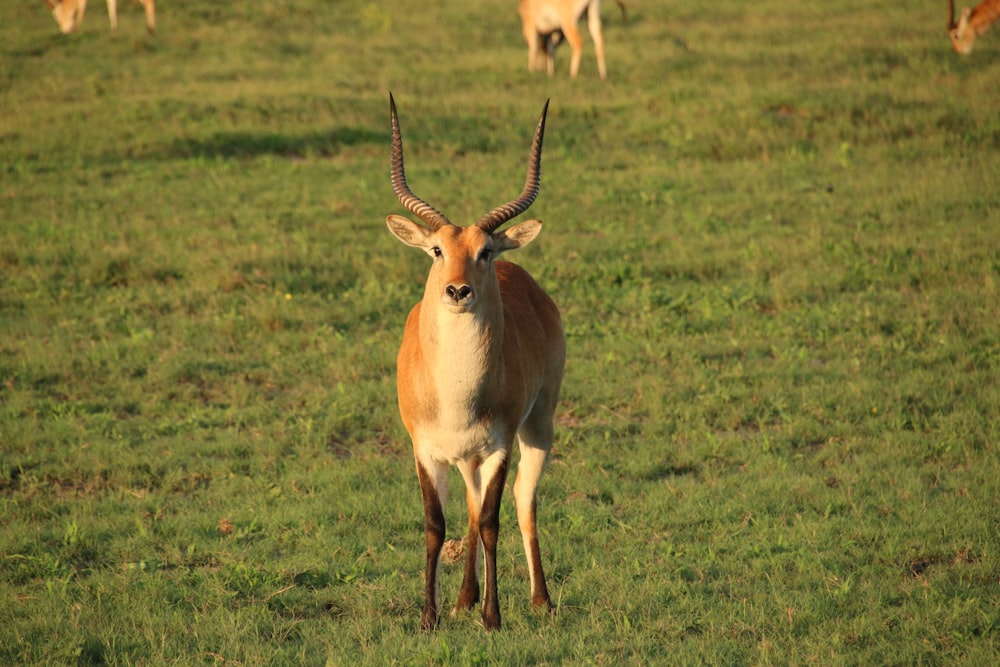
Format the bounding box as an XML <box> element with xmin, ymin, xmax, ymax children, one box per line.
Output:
<box><xmin>948</xmin><ymin>0</ymin><xmax>957</xmax><ymax>29</ymax></box>
<box><xmin>476</xmin><ymin>100</ymin><xmax>550</xmax><ymax>233</ymax></box>
<box><xmin>390</xmin><ymin>93</ymin><xmax>450</xmax><ymax>231</ymax></box>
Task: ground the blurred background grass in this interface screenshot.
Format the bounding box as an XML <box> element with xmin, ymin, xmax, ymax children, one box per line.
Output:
<box><xmin>1</xmin><ymin>0</ymin><xmax>998</xmax><ymax>664</ymax></box>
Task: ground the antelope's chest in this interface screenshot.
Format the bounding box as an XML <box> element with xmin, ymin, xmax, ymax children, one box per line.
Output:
<box><xmin>409</xmin><ymin>365</ymin><xmax>517</xmax><ymax>464</ymax></box>
<box><xmin>404</xmin><ymin>307</ymin><xmax>518</xmax><ymax>464</ymax></box>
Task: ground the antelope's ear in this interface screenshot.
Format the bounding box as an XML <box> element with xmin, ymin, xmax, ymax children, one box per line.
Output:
<box><xmin>494</xmin><ymin>219</ymin><xmax>542</xmax><ymax>254</ymax></box>
<box><xmin>386</xmin><ymin>215</ymin><xmax>433</xmax><ymax>249</ymax></box>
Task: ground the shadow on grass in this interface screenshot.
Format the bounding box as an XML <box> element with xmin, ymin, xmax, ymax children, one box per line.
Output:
<box><xmin>640</xmin><ymin>463</ymin><xmax>700</xmax><ymax>481</ymax></box>
<box><xmin>167</xmin><ymin>127</ymin><xmax>384</xmax><ymax>160</ymax></box>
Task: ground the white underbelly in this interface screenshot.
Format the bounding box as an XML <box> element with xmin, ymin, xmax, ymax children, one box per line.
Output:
<box><xmin>414</xmin><ymin>420</ymin><xmax>505</xmax><ymax>465</ymax></box>
<box><xmin>533</xmin><ymin>7</ymin><xmax>563</xmax><ymax>33</ymax></box>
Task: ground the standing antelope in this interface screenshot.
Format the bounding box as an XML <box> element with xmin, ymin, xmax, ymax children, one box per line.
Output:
<box><xmin>46</xmin><ymin>0</ymin><xmax>155</xmax><ymax>34</ymax></box>
<box><xmin>386</xmin><ymin>94</ymin><xmax>565</xmax><ymax>631</ymax></box>
<box><xmin>948</xmin><ymin>0</ymin><xmax>1000</xmax><ymax>53</ymax></box>
<box><xmin>520</xmin><ymin>0</ymin><xmax>608</xmax><ymax>79</ymax></box>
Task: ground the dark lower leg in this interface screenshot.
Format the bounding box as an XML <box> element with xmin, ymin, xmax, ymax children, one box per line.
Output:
<box><xmin>525</xmin><ymin>528</ymin><xmax>552</xmax><ymax>612</ymax></box>
<box><xmin>417</xmin><ymin>463</ymin><xmax>446</xmax><ymax>631</ymax></box>
<box><xmin>479</xmin><ymin>457</ymin><xmax>509</xmax><ymax>631</ymax></box>
<box><xmin>454</xmin><ymin>507</ymin><xmax>480</xmax><ymax>612</ymax></box>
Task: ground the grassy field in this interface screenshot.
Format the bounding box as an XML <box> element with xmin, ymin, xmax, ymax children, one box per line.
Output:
<box><xmin>2</xmin><ymin>0</ymin><xmax>999</xmax><ymax>664</ymax></box>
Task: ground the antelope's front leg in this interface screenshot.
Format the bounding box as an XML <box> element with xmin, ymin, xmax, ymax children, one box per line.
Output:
<box><xmin>477</xmin><ymin>451</ymin><xmax>510</xmax><ymax>631</ymax></box>
<box><xmin>416</xmin><ymin>457</ymin><xmax>448</xmax><ymax>631</ymax></box>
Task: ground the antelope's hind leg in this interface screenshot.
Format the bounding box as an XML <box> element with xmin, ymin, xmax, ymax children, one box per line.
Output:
<box><xmin>514</xmin><ymin>417</ymin><xmax>555</xmax><ymax>612</ymax></box>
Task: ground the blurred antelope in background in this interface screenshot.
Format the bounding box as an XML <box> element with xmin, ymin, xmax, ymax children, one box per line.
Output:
<box><xmin>948</xmin><ymin>0</ymin><xmax>1000</xmax><ymax>53</ymax></box>
<box><xmin>46</xmin><ymin>0</ymin><xmax>155</xmax><ymax>34</ymax></box>
<box><xmin>519</xmin><ymin>0</ymin><xmax>619</xmax><ymax>79</ymax></box>
<box><xmin>385</xmin><ymin>94</ymin><xmax>565</xmax><ymax>631</ymax></box>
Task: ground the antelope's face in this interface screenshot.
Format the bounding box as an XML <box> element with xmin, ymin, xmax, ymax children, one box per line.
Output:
<box><xmin>948</xmin><ymin>6</ymin><xmax>976</xmax><ymax>54</ymax></box>
<box><xmin>949</xmin><ymin>27</ymin><xmax>976</xmax><ymax>54</ymax></box>
<box><xmin>386</xmin><ymin>93</ymin><xmax>548</xmax><ymax>317</ymax></box>
<box><xmin>49</xmin><ymin>0</ymin><xmax>82</xmax><ymax>33</ymax></box>
<box><xmin>387</xmin><ymin>216</ymin><xmax>542</xmax><ymax>314</ymax></box>
<box><xmin>426</xmin><ymin>225</ymin><xmax>496</xmax><ymax>313</ymax></box>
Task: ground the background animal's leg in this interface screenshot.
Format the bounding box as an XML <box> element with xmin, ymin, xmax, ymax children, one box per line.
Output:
<box><xmin>139</xmin><ymin>0</ymin><xmax>155</xmax><ymax>34</ymax></box>
<box><xmin>453</xmin><ymin>460</ymin><xmax>482</xmax><ymax>613</ymax></box>
<box><xmin>73</xmin><ymin>0</ymin><xmax>87</xmax><ymax>30</ymax></box>
<box><xmin>524</xmin><ymin>22</ymin><xmax>542</xmax><ymax>72</ymax></box>
<box><xmin>587</xmin><ymin>2</ymin><xmax>607</xmax><ymax>79</ymax></box>
<box><xmin>544</xmin><ymin>30</ymin><xmax>563</xmax><ymax>76</ymax></box>
<box><xmin>416</xmin><ymin>457</ymin><xmax>449</xmax><ymax>631</ymax></box>
<box><xmin>477</xmin><ymin>451</ymin><xmax>510</xmax><ymax>631</ymax></box>
<box><xmin>562</xmin><ymin>23</ymin><xmax>584</xmax><ymax>78</ymax></box>
<box><xmin>616</xmin><ymin>0</ymin><xmax>628</xmax><ymax>22</ymax></box>
<box><xmin>105</xmin><ymin>0</ymin><xmax>116</xmax><ymax>30</ymax></box>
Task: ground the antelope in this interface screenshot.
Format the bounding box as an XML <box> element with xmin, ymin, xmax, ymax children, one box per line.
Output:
<box><xmin>519</xmin><ymin>0</ymin><xmax>612</xmax><ymax>79</ymax></box>
<box><xmin>386</xmin><ymin>94</ymin><xmax>565</xmax><ymax>631</ymax></box>
<box><xmin>46</xmin><ymin>0</ymin><xmax>155</xmax><ymax>34</ymax></box>
<box><xmin>948</xmin><ymin>0</ymin><xmax>1000</xmax><ymax>53</ymax></box>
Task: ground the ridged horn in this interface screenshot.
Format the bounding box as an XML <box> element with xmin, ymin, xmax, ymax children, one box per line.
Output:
<box><xmin>948</xmin><ymin>0</ymin><xmax>957</xmax><ymax>29</ymax></box>
<box><xmin>389</xmin><ymin>93</ymin><xmax>451</xmax><ymax>231</ymax></box>
<box><xmin>475</xmin><ymin>100</ymin><xmax>550</xmax><ymax>234</ymax></box>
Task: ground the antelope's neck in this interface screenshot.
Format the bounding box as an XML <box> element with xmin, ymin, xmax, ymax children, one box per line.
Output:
<box><xmin>421</xmin><ymin>299</ymin><xmax>505</xmax><ymax>424</ymax></box>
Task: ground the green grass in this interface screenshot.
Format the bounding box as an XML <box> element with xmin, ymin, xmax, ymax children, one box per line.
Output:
<box><xmin>2</xmin><ymin>0</ymin><xmax>999</xmax><ymax>664</ymax></box>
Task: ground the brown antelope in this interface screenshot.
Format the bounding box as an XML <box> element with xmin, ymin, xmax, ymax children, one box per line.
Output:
<box><xmin>386</xmin><ymin>94</ymin><xmax>565</xmax><ymax>631</ymax></box>
<box><xmin>948</xmin><ymin>0</ymin><xmax>1000</xmax><ymax>53</ymax></box>
<box><xmin>46</xmin><ymin>0</ymin><xmax>155</xmax><ymax>34</ymax></box>
<box><xmin>519</xmin><ymin>0</ymin><xmax>612</xmax><ymax>79</ymax></box>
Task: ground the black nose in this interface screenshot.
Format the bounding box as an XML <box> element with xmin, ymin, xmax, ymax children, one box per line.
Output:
<box><xmin>446</xmin><ymin>284</ymin><xmax>473</xmax><ymax>302</ymax></box>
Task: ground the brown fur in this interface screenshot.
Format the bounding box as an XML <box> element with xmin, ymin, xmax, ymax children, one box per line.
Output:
<box><xmin>948</xmin><ymin>0</ymin><xmax>1000</xmax><ymax>54</ymax></box>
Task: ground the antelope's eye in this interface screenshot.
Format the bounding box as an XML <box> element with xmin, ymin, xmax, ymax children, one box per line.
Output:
<box><xmin>431</xmin><ymin>247</ymin><xmax>442</xmax><ymax>258</ymax></box>
<box><xmin>478</xmin><ymin>248</ymin><xmax>492</xmax><ymax>263</ymax></box>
